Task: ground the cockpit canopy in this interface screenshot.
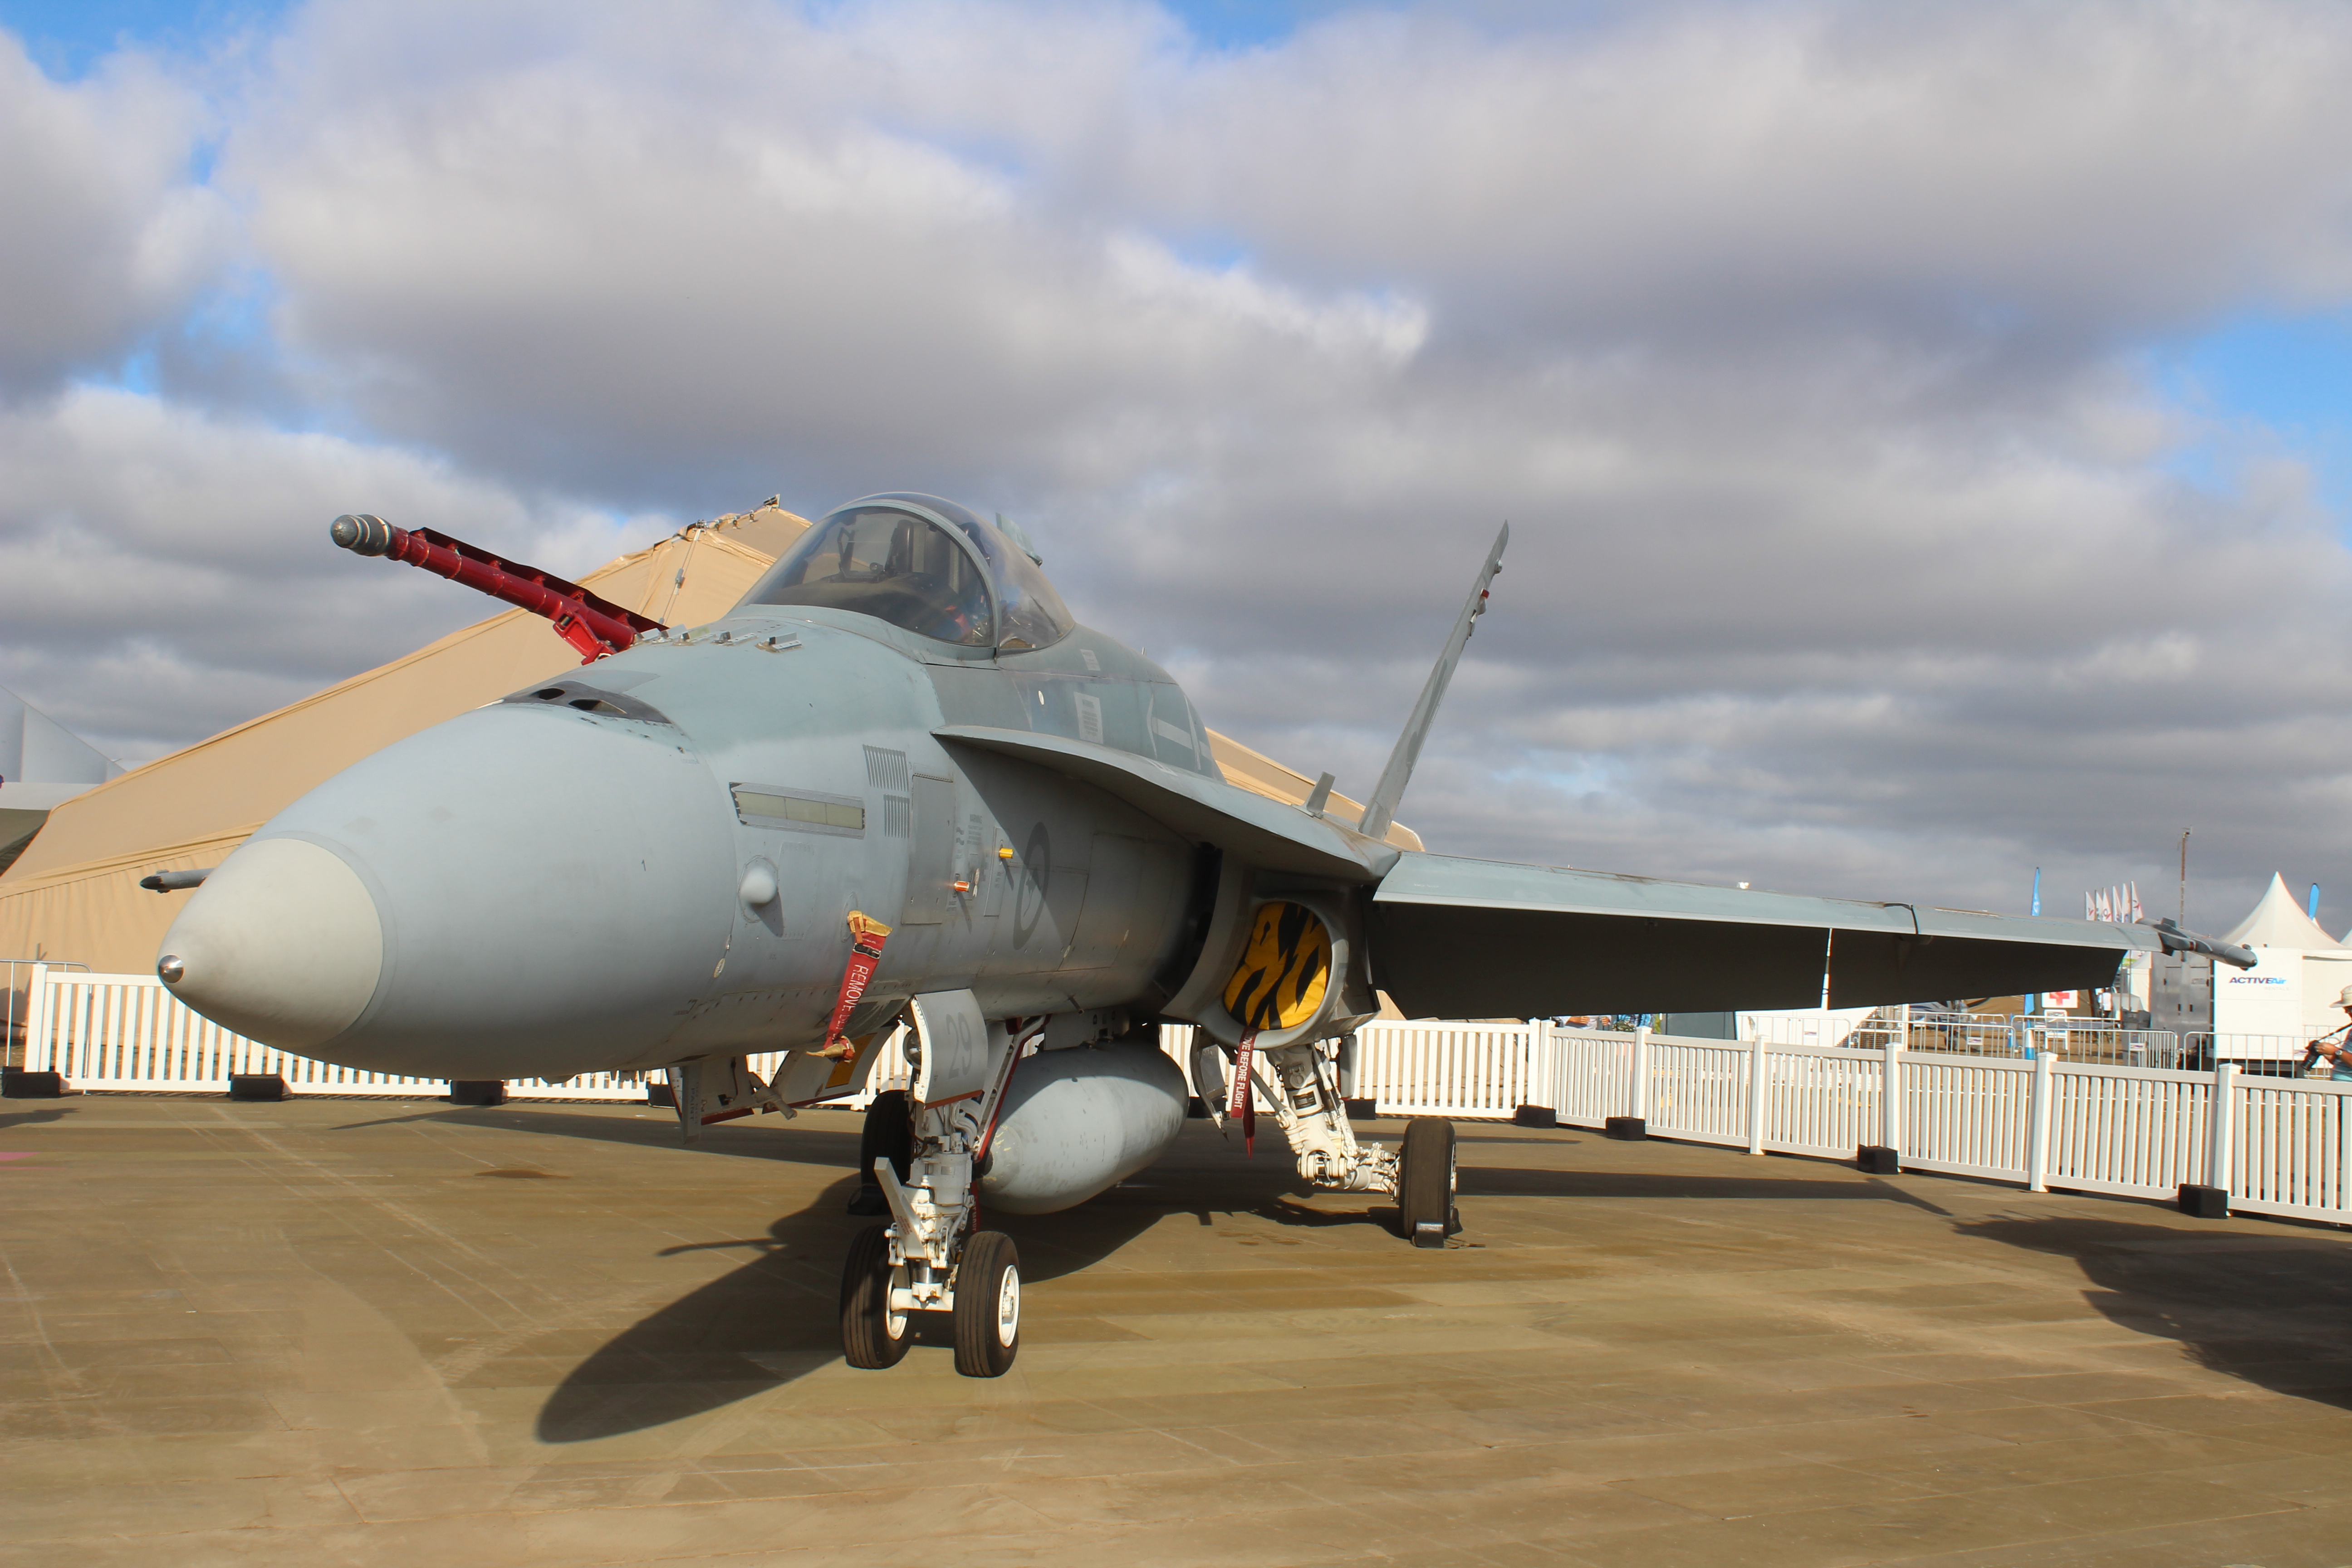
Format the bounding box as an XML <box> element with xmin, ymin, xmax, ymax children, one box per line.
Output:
<box><xmin>737</xmin><ymin>494</ymin><xmax>1075</xmax><ymax>651</ymax></box>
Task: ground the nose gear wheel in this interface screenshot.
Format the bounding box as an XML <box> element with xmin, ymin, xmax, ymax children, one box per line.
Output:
<box><xmin>840</xmin><ymin>1224</ymin><xmax>912</xmax><ymax>1367</ymax></box>
<box><xmin>952</xmin><ymin>1230</ymin><xmax>1022</xmax><ymax>1377</ymax></box>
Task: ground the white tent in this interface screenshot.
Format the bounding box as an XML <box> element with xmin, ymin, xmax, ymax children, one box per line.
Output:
<box><xmin>2224</xmin><ymin>873</ymin><xmax>2342</xmax><ymax>950</ymax></box>
<box><xmin>0</xmin><ymin>686</ymin><xmax>123</xmax><ymax>880</ymax></box>
<box><xmin>2212</xmin><ymin>872</ymin><xmax>2352</xmax><ymax>1056</ymax></box>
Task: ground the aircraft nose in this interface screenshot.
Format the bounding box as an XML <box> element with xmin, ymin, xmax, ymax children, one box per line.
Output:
<box><xmin>155</xmin><ymin>701</ymin><xmax>737</xmax><ymax>1077</ymax></box>
<box><xmin>160</xmin><ymin>838</ymin><xmax>386</xmax><ymax>1049</ymax></box>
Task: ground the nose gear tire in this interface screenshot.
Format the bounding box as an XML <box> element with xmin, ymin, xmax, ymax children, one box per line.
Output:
<box><xmin>1399</xmin><ymin>1117</ymin><xmax>1456</xmax><ymax>1248</ymax></box>
<box><xmin>840</xmin><ymin>1224</ymin><xmax>912</xmax><ymax>1368</ymax></box>
<box><xmin>952</xmin><ymin>1231</ymin><xmax>1021</xmax><ymax>1378</ymax></box>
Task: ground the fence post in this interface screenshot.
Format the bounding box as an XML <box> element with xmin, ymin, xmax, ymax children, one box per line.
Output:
<box><xmin>1882</xmin><ymin>1038</ymin><xmax>1904</xmax><ymax>1154</ymax></box>
<box><xmin>1745</xmin><ymin>1036</ymin><xmax>1767</xmax><ymax>1155</ymax></box>
<box><xmin>1535</xmin><ymin>1018</ymin><xmax>1556</xmax><ymax>1111</ymax></box>
<box><xmin>2338</xmin><ymin>1082</ymin><xmax>2352</xmax><ymax>1216</ymax></box>
<box><xmin>2206</xmin><ymin>1062</ymin><xmax>2238</xmax><ymax>1191</ymax></box>
<box><xmin>24</xmin><ymin>962</ymin><xmax>51</xmax><ymax>1073</ymax></box>
<box><xmin>1605</xmin><ymin>1026</ymin><xmax>1652</xmax><ymax>1139</ymax></box>
<box><xmin>1632</xmin><ymin>1026</ymin><xmax>1651</xmax><ymax>1122</ymax></box>
<box><xmin>2027</xmin><ymin>1049</ymin><xmax>2053</xmax><ymax>1192</ymax></box>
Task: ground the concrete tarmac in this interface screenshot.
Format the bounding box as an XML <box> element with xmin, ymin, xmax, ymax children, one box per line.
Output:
<box><xmin>3</xmin><ymin>1095</ymin><xmax>2349</xmax><ymax>1567</ymax></box>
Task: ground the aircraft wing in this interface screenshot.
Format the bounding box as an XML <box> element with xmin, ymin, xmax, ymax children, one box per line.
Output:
<box><xmin>933</xmin><ymin>725</ymin><xmax>1398</xmax><ymax>882</ymax></box>
<box><xmin>1367</xmin><ymin>852</ymin><xmax>2159</xmax><ymax>1017</ymax></box>
<box><xmin>936</xmin><ymin>725</ymin><xmax>2154</xmax><ymax>1018</ymax></box>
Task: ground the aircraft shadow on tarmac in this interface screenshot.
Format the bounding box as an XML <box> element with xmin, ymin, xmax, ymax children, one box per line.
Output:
<box><xmin>526</xmin><ymin>1115</ymin><xmax>1376</xmax><ymax>1442</ymax></box>
<box><xmin>1458</xmin><ymin>1162</ymin><xmax>1955</xmax><ymax>1215</ymax></box>
<box><xmin>398</xmin><ymin>1107</ymin><xmax>2352</xmax><ymax>1429</ymax></box>
<box><xmin>332</xmin><ymin>1102</ymin><xmax>837</xmax><ymax>1161</ymax></box>
<box><xmin>479</xmin><ymin>1111</ymin><xmax>1968</xmax><ymax>1438</ymax></box>
<box><xmin>0</xmin><ymin>1107</ymin><xmax>75</xmax><ymax>1131</ymax></box>
<box><xmin>1960</xmin><ymin>1215</ymin><xmax>2352</xmax><ymax>1413</ymax></box>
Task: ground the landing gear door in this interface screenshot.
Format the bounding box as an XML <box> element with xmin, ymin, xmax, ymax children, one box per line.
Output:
<box><xmin>910</xmin><ymin>989</ymin><xmax>990</xmax><ymax>1107</ymax></box>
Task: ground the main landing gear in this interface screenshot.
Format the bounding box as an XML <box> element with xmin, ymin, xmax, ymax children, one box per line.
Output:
<box><xmin>1397</xmin><ymin>1117</ymin><xmax>1457</xmax><ymax>1248</ymax></box>
<box><xmin>1205</xmin><ymin>1036</ymin><xmax>1460</xmax><ymax>1247</ymax></box>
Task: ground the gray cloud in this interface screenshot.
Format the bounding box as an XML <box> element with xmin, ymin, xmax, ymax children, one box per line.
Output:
<box><xmin>7</xmin><ymin>0</ymin><xmax>2352</xmax><ymax>935</ymax></box>
<box><xmin>0</xmin><ymin>387</ymin><xmax>653</xmax><ymax>759</ymax></box>
<box><xmin>0</xmin><ymin>34</ymin><xmax>228</xmax><ymax>394</ymax></box>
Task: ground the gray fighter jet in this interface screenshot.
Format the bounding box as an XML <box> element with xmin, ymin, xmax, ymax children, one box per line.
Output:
<box><xmin>153</xmin><ymin>493</ymin><xmax>2196</xmax><ymax>1377</ymax></box>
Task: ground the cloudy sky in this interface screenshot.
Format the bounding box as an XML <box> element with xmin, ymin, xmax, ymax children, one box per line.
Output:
<box><xmin>6</xmin><ymin>0</ymin><xmax>2352</xmax><ymax>932</ymax></box>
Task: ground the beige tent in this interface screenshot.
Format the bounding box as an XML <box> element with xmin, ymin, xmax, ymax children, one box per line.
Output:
<box><xmin>0</xmin><ymin>505</ymin><xmax>1415</xmax><ymax>975</ymax></box>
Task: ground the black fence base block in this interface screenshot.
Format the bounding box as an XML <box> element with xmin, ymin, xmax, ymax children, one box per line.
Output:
<box><xmin>2</xmin><ymin>1069</ymin><xmax>66</xmax><ymax>1098</ymax></box>
<box><xmin>1857</xmin><ymin>1145</ymin><xmax>1901</xmax><ymax>1175</ymax></box>
<box><xmin>1343</xmin><ymin>1098</ymin><xmax>1377</xmax><ymax>1120</ymax></box>
<box><xmin>2177</xmin><ymin>1182</ymin><xmax>2231</xmax><ymax>1219</ymax></box>
<box><xmin>227</xmin><ymin>1074</ymin><xmax>288</xmax><ymax>1102</ymax></box>
<box><xmin>1603</xmin><ymin>1116</ymin><xmax>1647</xmax><ymax>1141</ymax></box>
<box><xmin>1512</xmin><ymin>1104</ymin><xmax>1558</xmax><ymax>1129</ymax></box>
<box><xmin>449</xmin><ymin>1080</ymin><xmax>508</xmax><ymax>1107</ymax></box>
<box><xmin>645</xmin><ymin>1082</ymin><xmax>677</xmax><ymax>1108</ymax></box>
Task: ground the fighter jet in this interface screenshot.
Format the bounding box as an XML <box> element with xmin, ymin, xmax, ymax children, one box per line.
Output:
<box><xmin>152</xmin><ymin>493</ymin><xmax>2194</xmax><ymax>1377</ymax></box>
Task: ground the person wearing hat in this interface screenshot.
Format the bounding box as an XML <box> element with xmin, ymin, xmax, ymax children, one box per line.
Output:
<box><xmin>2306</xmin><ymin>987</ymin><xmax>2352</xmax><ymax>1079</ymax></box>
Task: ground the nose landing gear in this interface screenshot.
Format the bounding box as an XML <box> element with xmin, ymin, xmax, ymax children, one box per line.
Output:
<box><xmin>838</xmin><ymin>995</ymin><xmax>1032</xmax><ymax>1377</ymax></box>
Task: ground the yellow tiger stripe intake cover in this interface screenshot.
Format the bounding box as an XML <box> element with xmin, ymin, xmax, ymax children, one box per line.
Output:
<box><xmin>1222</xmin><ymin>901</ymin><xmax>1332</xmax><ymax>1030</ymax></box>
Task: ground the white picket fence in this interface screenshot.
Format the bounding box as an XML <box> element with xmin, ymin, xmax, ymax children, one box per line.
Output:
<box><xmin>8</xmin><ymin>964</ymin><xmax>922</xmax><ymax>1107</ymax></box>
<box><xmin>1341</xmin><ymin>1021</ymin><xmax>2350</xmax><ymax>1226</ymax></box>
<box><xmin>13</xmin><ymin>969</ymin><xmax>2348</xmax><ymax>1225</ymax></box>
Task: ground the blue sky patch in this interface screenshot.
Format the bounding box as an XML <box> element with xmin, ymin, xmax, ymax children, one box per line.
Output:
<box><xmin>2157</xmin><ymin>309</ymin><xmax>2352</xmax><ymax>524</ymax></box>
<box><xmin>0</xmin><ymin>0</ymin><xmax>289</xmax><ymax>78</ymax></box>
<box><xmin>1164</xmin><ymin>0</ymin><xmax>1358</xmax><ymax>51</ymax></box>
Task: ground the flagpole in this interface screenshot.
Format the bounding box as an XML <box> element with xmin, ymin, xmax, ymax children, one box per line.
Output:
<box><xmin>2028</xmin><ymin>868</ymin><xmax>2041</xmax><ymax>1017</ymax></box>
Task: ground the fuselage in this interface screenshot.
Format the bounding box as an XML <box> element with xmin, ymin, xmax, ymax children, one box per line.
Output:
<box><xmin>159</xmin><ymin>599</ymin><xmax>1218</xmax><ymax>1081</ymax></box>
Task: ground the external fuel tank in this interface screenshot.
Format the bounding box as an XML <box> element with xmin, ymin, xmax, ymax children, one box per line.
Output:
<box><xmin>978</xmin><ymin>1043</ymin><xmax>1188</xmax><ymax>1214</ymax></box>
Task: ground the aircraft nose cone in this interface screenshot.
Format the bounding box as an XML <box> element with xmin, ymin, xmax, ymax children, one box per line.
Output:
<box><xmin>180</xmin><ymin>701</ymin><xmax>738</xmax><ymax>1078</ymax></box>
<box><xmin>159</xmin><ymin>838</ymin><xmax>385</xmax><ymax>1049</ymax></box>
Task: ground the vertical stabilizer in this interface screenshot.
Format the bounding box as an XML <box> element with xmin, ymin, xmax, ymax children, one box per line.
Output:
<box><xmin>1357</xmin><ymin>523</ymin><xmax>1508</xmax><ymax>843</ymax></box>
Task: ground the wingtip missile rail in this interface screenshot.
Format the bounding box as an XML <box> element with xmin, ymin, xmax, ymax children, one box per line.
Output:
<box><xmin>329</xmin><ymin>513</ymin><xmax>664</xmax><ymax>663</ymax></box>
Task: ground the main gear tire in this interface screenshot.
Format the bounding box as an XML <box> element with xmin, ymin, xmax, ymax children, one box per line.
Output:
<box><xmin>1398</xmin><ymin>1117</ymin><xmax>1456</xmax><ymax>1249</ymax></box>
<box><xmin>839</xmin><ymin>1225</ymin><xmax>912</xmax><ymax>1368</ymax></box>
<box><xmin>849</xmin><ymin>1089</ymin><xmax>914</xmax><ymax>1214</ymax></box>
<box><xmin>951</xmin><ymin>1231</ymin><xmax>1021</xmax><ymax>1378</ymax></box>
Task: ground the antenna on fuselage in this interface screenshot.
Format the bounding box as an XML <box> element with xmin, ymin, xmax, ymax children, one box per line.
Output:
<box><xmin>1356</xmin><ymin>522</ymin><xmax>1508</xmax><ymax>844</ymax></box>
